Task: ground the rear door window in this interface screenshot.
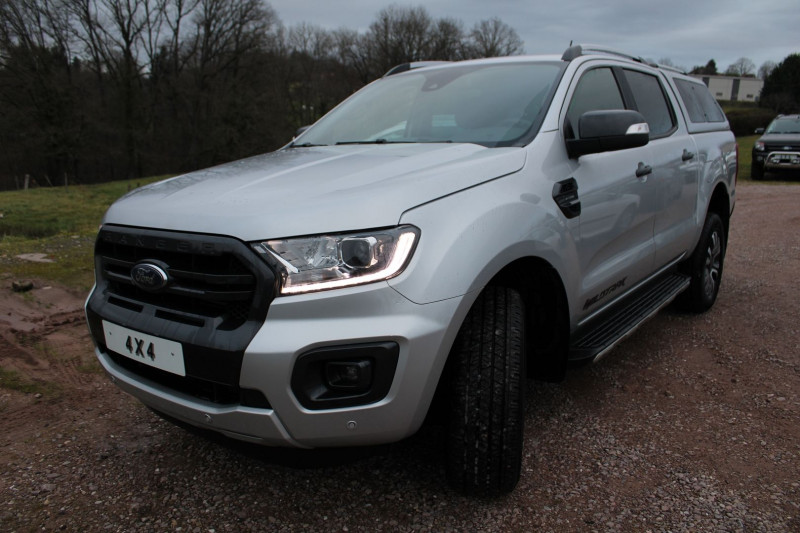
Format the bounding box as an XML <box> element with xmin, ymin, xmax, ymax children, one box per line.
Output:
<box><xmin>624</xmin><ymin>70</ymin><xmax>676</xmax><ymax>137</ymax></box>
<box><xmin>674</xmin><ymin>79</ymin><xmax>725</xmax><ymax>123</ymax></box>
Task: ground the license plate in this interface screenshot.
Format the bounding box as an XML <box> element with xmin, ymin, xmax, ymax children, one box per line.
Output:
<box><xmin>102</xmin><ymin>320</ymin><xmax>186</xmax><ymax>376</ymax></box>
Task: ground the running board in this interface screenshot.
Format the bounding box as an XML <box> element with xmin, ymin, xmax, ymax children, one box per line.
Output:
<box><xmin>569</xmin><ymin>273</ymin><xmax>690</xmax><ymax>362</ymax></box>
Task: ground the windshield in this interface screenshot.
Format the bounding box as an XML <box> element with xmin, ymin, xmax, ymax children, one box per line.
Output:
<box><xmin>295</xmin><ymin>62</ymin><xmax>563</xmax><ymax>148</ymax></box>
<box><xmin>766</xmin><ymin>118</ymin><xmax>800</xmax><ymax>134</ymax></box>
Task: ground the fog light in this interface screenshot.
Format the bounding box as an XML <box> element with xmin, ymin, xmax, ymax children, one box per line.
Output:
<box><xmin>291</xmin><ymin>341</ymin><xmax>399</xmax><ymax>409</ymax></box>
<box><xmin>325</xmin><ymin>360</ymin><xmax>372</xmax><ymax>391</ymax></box>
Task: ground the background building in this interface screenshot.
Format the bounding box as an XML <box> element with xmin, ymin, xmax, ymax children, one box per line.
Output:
<box><xmin>692</xmin><ymin>75</ymin><xmax>764</xmax><ymax>103</ymax></box>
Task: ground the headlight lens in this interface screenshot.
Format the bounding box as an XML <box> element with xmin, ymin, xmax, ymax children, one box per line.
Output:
<box><xmin>754</xmin><ymin>141</ymin><xmax>765</xmax><ymax>151</ymax></box>
<box><xmin>254</xmin><ymin>226</ymin><xmax>419</xmax><ymax>295</ymax></box>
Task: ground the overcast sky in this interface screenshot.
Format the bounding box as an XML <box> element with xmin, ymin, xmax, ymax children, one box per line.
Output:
<box><xmin>267</xmin><ymin>0</ymin><xmax>798</xmax><ymax>74</ymax></box>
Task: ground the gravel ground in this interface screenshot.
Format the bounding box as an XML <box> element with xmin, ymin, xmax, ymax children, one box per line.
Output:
<box><xmin>1</xmin><ymin>183</ymin><xmax>799</xmax><ymax>532</ymax></box>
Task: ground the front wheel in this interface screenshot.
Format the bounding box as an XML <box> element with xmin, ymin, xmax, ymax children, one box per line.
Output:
<box><xmin>446</xmin><ymin>286</ymin><xmax>525</xmax><ymax>496</ymax></box>
<box><xmin>680</xmin><ymin>212</ymin><xmax>726</xmax><ymax>313</ymax></box>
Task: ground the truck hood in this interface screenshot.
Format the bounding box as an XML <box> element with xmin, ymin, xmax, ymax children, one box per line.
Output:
<box><xmin>104</xmin><ymin>143</ymin><xmax>526</xmax><ymax>241</ymax></box>
<box><xmin>760</xmin><ymin>133</ymin><xmax>800</xmax><ymax>147</ymax></box>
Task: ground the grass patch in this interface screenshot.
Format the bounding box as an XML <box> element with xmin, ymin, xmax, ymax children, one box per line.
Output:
<box><xmin>78</xmin><ymin>357</ymin><xmax>103</xmax><ymax>374</ymax></box>
<box><xmin>0</xmin><ymin>176</ymin><xmax>169</xmax><ymax>291</ymax></box>
<box><xmin>736</xmin><ymin>134</ymin><xmax>800</xmax><ymax>184</ymax></box>
<box><xmin>0</xmin><ymin>366</ymin><xmax>60</xmax><ymax>397</ymax></box>
<box><xmin>737</xmin><ymin>135</ymin><xmax>757</xmax><ymax>181</ymax></box>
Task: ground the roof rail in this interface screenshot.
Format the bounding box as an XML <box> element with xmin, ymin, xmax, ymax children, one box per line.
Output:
<box><xmin>384</xmin><ymin>61</ymin><xmax>450</xmax><ymax>77</ymax></box>
<box><xmin>562</xmin><ymin>44</ymin><xmax>647</xmax><ymax>65</ymax></box>
<box><xmin>656</xmin><ymin>63</ymin><xmax>687</xmax><ymax>75</ymax></box>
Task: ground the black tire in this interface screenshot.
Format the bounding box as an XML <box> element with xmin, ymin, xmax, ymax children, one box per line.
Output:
<box><xmin>751</xmin><ymin>165</ymin><xmax>763</xmax><ymax>181</ymax></box>
<box><xmin>680</xmin><ymin>212</ymin><xmax>725</xmax><ymax>313</ymax></box>
<box><xmin>446</xmin><ymin>286</ymin><xmax>525</xmax><ymax>496</ymax></box>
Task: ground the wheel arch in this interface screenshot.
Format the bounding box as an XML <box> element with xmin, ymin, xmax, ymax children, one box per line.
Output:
<box><xmin>426</xmin><ymin>255</ymin><xmax>571</xmax><ymax>429</ymax></box>
<box><xmin>489</xmin><ymin>257</ymin><xmax>571</xmax><ymax>382</ymax></box>
<box><xmin>707</xmin><ymin>182</ymin><xmax>732</xmax><ymax>240</ymax></box>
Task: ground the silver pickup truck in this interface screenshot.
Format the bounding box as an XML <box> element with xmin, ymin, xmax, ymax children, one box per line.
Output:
<box><xmin>86</xmin><ymin>44</ymin><xmax>737</xmax><ymax>496</ymax></box>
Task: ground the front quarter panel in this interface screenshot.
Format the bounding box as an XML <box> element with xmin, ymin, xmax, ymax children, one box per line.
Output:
<box><xmin>390</xmin><ymin>158</ymin><xmax>575</xmax><ymax>307</ymax></box>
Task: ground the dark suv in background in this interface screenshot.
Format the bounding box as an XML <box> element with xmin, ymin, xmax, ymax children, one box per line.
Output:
<box><xmin>751</xmin><ymin>114</ymin><xmax>800</xmax><ymax>180</ymax></box>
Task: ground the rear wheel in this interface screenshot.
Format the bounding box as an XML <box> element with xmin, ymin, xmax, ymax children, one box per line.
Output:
<box><xmin>446</xmin><ymin>286</ymin><xmax>525</xmax><ymax>496</ymax></box>
<box><xmin>680</xmin><ymin>212</ymin><xmax>725</xmax><ymax>313</ymax></box>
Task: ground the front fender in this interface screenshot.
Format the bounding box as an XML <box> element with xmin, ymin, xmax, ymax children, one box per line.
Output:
<box><xmin>390</xmin><ymin>168</ymin><xmax>578</xmax><ymax>311</ymax></box>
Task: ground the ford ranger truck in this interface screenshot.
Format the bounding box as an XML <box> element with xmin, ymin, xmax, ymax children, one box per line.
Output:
<box><xmin>86</xmin><ymin>44</ymin><xmax>737</xmax><ymax>496</ymax></box>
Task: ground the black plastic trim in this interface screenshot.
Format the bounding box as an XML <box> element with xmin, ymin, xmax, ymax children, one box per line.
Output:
<box><xmin>291</xmin><ymin>342</ymin><xmax>399</xmax><ymax>410</ymax></box>
<box><xmin>570</xmin><ymin>272</ymin><xmax>690</xmax><ymax>361</ymax></box>
<box><xmin>87</xmin><ymin>225</ymin><xmax>277</xmax><ymax>397</ymax></box>
<box><xmin>553</xmin><ymin>178</ymin><xmax>581</xmax><ymax>219</ymax></box>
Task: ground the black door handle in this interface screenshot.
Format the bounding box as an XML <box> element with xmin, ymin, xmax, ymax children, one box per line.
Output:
<box><xmin>682</xmin><ymin>149</ymin><xmax>695</xmax><ymax>161</ymax></box>
<box><xmin>636</xmin><ymin>162</ymin><xmax>653</xmax><ymax>178</ymax></box>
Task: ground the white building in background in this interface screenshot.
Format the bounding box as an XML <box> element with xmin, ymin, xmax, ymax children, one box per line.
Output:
<box><xmin>692</xmin><ymin>75</ymin><xmax>764</xmax><ymax>103</ymax></box>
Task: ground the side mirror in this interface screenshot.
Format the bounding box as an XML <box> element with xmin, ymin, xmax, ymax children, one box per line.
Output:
<box><xmin>755</xmin><ymin>127</ymin><xmax>765</xmax><ymax>134</ymax></box>
<box><xmin>566</xmin><ymin>110</ymin><xmax>650</xmax><ymax>159</ymax></box>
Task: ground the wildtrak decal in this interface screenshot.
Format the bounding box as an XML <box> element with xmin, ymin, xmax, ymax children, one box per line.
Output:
<box><xmin>583</xmin><ymin>277</ymin><xmax>627</xmax><ymax>310</ymax></box>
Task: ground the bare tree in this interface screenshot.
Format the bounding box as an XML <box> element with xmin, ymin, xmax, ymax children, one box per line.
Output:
<box><xmin>289</xmin><ymin>22</ymin><xmax>332</xmax><ymax>60</ymax></box>
<box><xmin>157</xmin><ymin>0</ymin><xmax>199</xmax><ymax>75</ymax></box>
<box><xmin>467</xmin><ymin>17</ymin><xmax>523</xmax><ymax>58</ymax></box>
<box><xmin>429</xmin><ymin>17</ymin><xmax>465</xmax><ymax>60</ymax></box>
<box><xmin>285</xmin><ymin>23</ymin><xmax>337</xmax><ymax>125</ymax></box>
<box><xmin>332</xmin><ymin>28</ymin><xmax>372</xmax><ymax>84</ymax></box>
<box><xmin>758</xmin><ymin>60</ymin><xmax>777</xmax><ymax>80</ymax></box>
<box><xmin>0</xmin><ymin>1</ymin><xmax>532</xmax><ymax>189</ymax></box>
<box><xmin>0</xmin><ymin>0</ymin><xmax>83</xmax><ymax>184</ymax></box>
<box><xmin>725</xmin><ymin>57</ymin><xmax>756</xmax><ymax>77</ymax></box>
<box><xmin>367</xmin><ymin>5</ymin><xmax>433</xmax><ymax>74</ymax></box>
<box><xmin>179</xmin><ymin>0</ymin><xmax>279</xmax><ymax>164</ymax></box>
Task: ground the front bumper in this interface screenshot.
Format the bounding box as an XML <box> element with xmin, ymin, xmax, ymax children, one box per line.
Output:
<box><xmin>764</xmin><ymin>151</ymin><xmax>800</xmax><ymax>171</ymax></box>
<box><xmin>94</xmin><ymin>282</ymin><xmax>470</xmax><ymax>448</ymax></box>
<box><xmin>753</xmin><ymin>150</ymin><xmax>800</xmax><ymax>171</ymax></box>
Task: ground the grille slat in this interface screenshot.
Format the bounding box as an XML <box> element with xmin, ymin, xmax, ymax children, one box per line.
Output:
<box><xmin>166</xmin><ymin>285</ymin><xmax>253</xmax><ymax>302</ymax></box>
<box><xmin>168</xmin><ymin>268</ymin><xmax>255</xmax><ymax>286</ymax></box>
<box><xmin>765</xmin><ymin>143</ymin><xmax>800</xmax><ymax>152</ymax></box>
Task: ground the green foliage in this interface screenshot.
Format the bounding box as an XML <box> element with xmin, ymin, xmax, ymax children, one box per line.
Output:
<box><xmin>723</xmin><ymin>107</ymin><xmax>776</xmax><ymax>137</ymax></box>
<box><xmin>0</xmin><ymin>366</ymin><xmax>59</xmax><ymax>397</ymax></box>
<box><xmin>737</xmin><ymin>135</ymin><xmax>757</xmax><ymax>181</ymax></box>
<box><xmin>0</xmin><ymin>178</ymin><xmax>164</xmax><ymax>238</ymax></box>
<box><xmin>690</xmin><ymin>59</ymin><xmax>718</xmax><ymax>75</ymax></box>
<box><xmin>760</xmin><ymin>53</ymin><xmax>800</xmax><ymax>113</ymax></box>
<box><xmin>0</xmin><ymin>176</ymin><xmax>168</xmax><ymax>290</ymax></box>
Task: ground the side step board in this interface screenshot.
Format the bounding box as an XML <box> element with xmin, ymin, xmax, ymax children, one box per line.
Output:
<box><xmin>569</xmin><ymin>272</ymin><xmax>690</xmax><ymax>362</ymax></box>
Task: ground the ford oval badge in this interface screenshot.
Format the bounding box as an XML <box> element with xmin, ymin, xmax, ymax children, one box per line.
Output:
<box><xmin>131</xmin><ymin>263</ymin><xmax>169</xmax><ymax>292</ymax></box>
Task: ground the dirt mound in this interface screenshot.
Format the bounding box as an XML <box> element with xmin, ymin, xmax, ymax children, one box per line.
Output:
<box><xmin>0</xmin><ymin>280</ymin><xmax>88</xmax><ymax>373</ymax></box>
<box><xmin>0</xmin><ymin>280</ymin><xmax>98</xmax><ymax>438</ymax></box>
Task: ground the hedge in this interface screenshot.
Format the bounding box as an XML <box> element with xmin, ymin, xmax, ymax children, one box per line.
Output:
<box><xmin>723</xmin><ymin>107</ymin><xmax>777</xmax><ymax>137</ymax></box>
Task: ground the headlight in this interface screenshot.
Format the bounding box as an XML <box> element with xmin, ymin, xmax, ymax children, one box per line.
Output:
<box><xmin>253</xmin><ymin>226</ymin><xmax>419</xmax><ymax>295</ymax></box>
<box><xmin>754</xmin><ymin>141</ymin><xmax>765</xmax><ymax>151</ymax></box>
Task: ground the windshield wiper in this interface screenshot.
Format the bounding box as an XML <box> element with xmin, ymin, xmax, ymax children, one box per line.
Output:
<box><xmin>335</xmin><ymin>139</ymin><xmax>413</xmax><ymax>145</ymax></box>
<box><xmin>336</xmin><ymin>139</ymin><xmax>453</xmax><ymax>145</ymax></box>
<box><xmin>289</xmin><ymin>142</ymin><xmax>328</xmax><ymax>148</ymax></box>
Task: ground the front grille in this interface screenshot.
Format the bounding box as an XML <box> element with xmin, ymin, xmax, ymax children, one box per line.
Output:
<box><xmin>97</xmin><ymin>234</ymin><xmax>258</xmax><ymax>330</ymax></box>
<box><xmin>765</xmin><ymin>142</ymin><xmax>800</xmax><ymax>152</ymax></box>
<box><xmin>87</xmin><ymin>225</ymin><xmax>277</xmax><ymax>406</ymax></box>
